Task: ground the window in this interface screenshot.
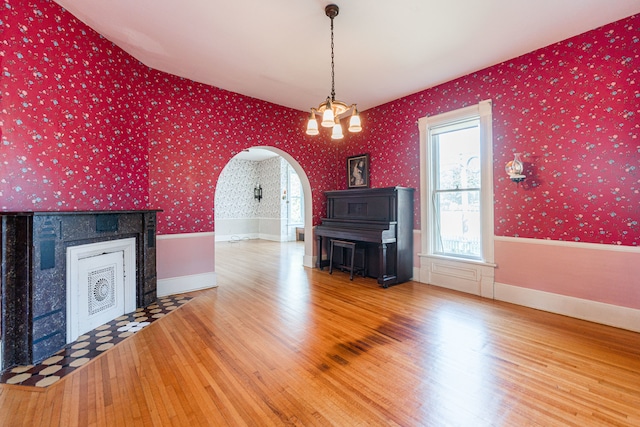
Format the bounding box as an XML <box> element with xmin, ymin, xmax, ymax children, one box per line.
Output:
<box><xmin>287</xmin><ymin>165</ymin><xmax>303</xmax><ymax>225</ymax></box>
<box><xmin>432</xmin><ymin>119</ymin><xmax>481</xmax><ymax>258</ymax></box>
<box><xmin>419</xmin><ymin>100</ymin><xmax>494</xmax><ymax>264</ymax></box>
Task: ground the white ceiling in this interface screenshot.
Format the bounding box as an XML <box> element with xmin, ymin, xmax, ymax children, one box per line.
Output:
<box><xmin>54</xmin><ymin>0</ymin><xmax>638</xmax><ymax>113</ymax></box>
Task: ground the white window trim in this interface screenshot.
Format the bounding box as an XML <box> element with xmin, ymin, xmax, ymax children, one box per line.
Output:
<box><xmin>418</xmin><ymin>100</ymin><xmax>495</xmax><ymax>298</ymax></box>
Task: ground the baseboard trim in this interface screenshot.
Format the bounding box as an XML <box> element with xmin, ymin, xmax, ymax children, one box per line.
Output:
<box><xmin>215</xmin><ymin>234</ymin><xmax>258</xmax><ymax>242</ymax></box>
<box><xmin>259</xmin><ymin>233</ymin><xmax>286</xmax><ymax>242</ymax></box>
<box><xmin>495</xmin><ymin>282</ymin><xmax>640</xmax><ymax>333</ymax></box>
<box><xmin>157</xmin><ymin>272</ymin><xmax>218</xmax><ymax>297</ymax></box>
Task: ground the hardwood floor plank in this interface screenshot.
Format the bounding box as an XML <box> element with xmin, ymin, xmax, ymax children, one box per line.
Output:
<box><xmin>1</xmin><ymin>240</ymin><xmax>639</xmax><ymax>426</ymax></box>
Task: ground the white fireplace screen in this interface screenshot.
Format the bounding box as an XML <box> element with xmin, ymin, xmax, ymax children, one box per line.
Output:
<box><xmin>88</xmin><ymin>265</ymin><xmax>117</xmax><ymax>316</ymax></box>
<box><xmin>67</xmin><ymin>238</ymin><xmax>136</xmax><ymax>343</ymax></box>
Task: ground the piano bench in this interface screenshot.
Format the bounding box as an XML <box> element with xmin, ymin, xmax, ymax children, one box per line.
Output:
<box><xmin>329</xmin><ymin>239</ymin><xmax>366</xmax><ymax>281</ymax></box>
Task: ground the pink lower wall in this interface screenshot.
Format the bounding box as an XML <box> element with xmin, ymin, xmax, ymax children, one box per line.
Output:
<box><xmin>156</xmin><ymin>234</ymin><xmax>215</xmax><ymax>280</ymax></box>
<box><xmin>495</xmin><ymin>239</ymin><xmax>640</xmax><ymax>309</ymax></box>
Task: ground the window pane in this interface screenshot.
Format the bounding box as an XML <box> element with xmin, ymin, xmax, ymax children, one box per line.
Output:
<box><xmin>290</xmin><ymin>199</ymin><xmax>302</xmax><ymax>224</ymax></box>
<box><xmin>290</xmin><ymin>172</ymin><xmax>302</xmax><ymax>198</ymax></box>
<box><xmin>288</xmin><ymin>167</ymin><xmax>303</xmax><ymax>224</ymax></box>
<box><xmin>435</xmin><ymin>125</ymin><xmax>480</xmax><ymax>191</ymax></box>
<box><xmin>435</xmin><ymin>190</ymin><xmax>481</xmax><ymax>257</ymax></box>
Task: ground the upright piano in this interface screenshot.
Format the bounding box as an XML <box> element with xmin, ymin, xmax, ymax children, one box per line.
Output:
<box><xmin>315</xmin><ymin>187</ymin><xmax>414</xmax><ymax>287</ymax></box>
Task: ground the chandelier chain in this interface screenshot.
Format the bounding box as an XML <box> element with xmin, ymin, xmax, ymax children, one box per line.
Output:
<box><xmin>330</xmin><ymin>15</ymin><xmax>335</xmax><ymax>102</ymax></box>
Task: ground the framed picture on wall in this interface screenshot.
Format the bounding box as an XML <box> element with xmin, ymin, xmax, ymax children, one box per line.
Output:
<box><xmin>347</xmin><ymin>154</ymin><xmax>370</xmax><ymax>188</ymax></box>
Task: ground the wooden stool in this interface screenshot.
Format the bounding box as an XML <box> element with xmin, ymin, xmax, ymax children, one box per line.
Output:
<box><xmin>329</xmin><ymin>239</ymin><xmax>365</xmax><ymax>280</ymax></box>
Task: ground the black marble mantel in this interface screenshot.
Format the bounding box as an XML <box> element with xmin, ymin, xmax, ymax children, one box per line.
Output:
<box><xmin>1</xmin><ymin>210</ymin><xmax>160</xmax><ymax>370</ymax></box>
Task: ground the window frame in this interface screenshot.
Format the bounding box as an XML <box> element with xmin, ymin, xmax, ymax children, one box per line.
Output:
<box><xmin>419</xmin><ymin>100</ymin><xmax>494</xmax><ymax>265</ymax></box>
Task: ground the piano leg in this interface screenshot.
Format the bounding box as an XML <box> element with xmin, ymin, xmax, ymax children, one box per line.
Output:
<box><xmin>316</xmin><ymin>235</ymin><xmax>324</xmax><ymax>270</ymax></box>
<box><xmin>378</xmin><ymin>243</ymin><xmax>397</xmax><ymax>288</ymax></box>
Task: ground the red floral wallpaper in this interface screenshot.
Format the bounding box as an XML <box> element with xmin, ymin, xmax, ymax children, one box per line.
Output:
<box><xmin>1</xmin><ymin>1</ymin><xmax>150</xmax><ymax>210</ymax></box>
<box><xmin>344</xmin><ymin>14</ymin><xmax>639</xmax><ymax>246</ymax></box>
<box><xmin>146</xmin><ymin>75</ymin><xmax>340</xmax><ymax>233</ymax></box>
<box><xmin>1</xmin><ymin>0</ymin><xmax>340</xmax><ymax>234</ymax></box>
<box><xmin>2</xmin><ymin>1</ymin><xmax>638</xmax><ymax>245</ymax></box>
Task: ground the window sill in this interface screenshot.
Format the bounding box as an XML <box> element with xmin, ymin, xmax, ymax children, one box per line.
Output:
<box><xmin>418</xmin><ymin>253</ymin><xmax>497</xmax><ymax>268</ymax></box>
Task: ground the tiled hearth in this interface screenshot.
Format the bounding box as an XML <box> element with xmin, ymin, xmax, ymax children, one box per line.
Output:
<box><xmin>1</xmin><ymin>294</ymin><xmax>192</xmax><ymax>388</ymax></box>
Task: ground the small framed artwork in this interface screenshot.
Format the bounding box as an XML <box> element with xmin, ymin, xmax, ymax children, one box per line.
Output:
<box><xmin>347</xmin><ymin>154</ymin><xmax>370</xmax><ymax>188</ymax></box>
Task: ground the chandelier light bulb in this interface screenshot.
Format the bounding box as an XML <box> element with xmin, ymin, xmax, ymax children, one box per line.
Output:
<box><xmin>321</xmin><ymin>99</ymin><xmax>335</xmax><ymax>127</ymax></box>
<box><xmin>306</xmin><ymin>110</ymin><xmax>319</xmax><ymax>135</ymax></box>
<box><xmin>348</xmin><ymin>107</ymin><xmax>362</xmax><ymax>133</ymax></box>
<box><xmin>331</xmin><ymin>120</ymin><xmax>344</xmax><ymax>140</ymax></box>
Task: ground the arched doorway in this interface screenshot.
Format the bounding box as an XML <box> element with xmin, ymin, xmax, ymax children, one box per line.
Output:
<box><xmin>214</xmin><ymin>146</ymin><xmax>314</xmax><ymax>268</ymax></box>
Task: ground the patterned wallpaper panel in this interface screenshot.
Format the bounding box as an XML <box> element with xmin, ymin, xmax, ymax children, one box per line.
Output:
<box><xmin>256</xmin><ymin>156</ymin><xmax>286</xmax><ymax>219</ymax></box>
<box><xmin>215</xmin><ymin>159</ymin><xmax>260</xmax><ymax>220</ymax></box>
<box><xmin>343</xmin><ymin>14</ymin><xmax>639</xmax><ymax>246</ymax></box>
<box><xmin>215</xmin><ymin>156</ymin><xmax>285</xmax><ymax>222</ymax></box>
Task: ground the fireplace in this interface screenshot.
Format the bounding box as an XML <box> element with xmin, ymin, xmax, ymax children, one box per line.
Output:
<box><xmin>1</xmin><ymin>210</ymin><xmax>159</xmax><ymax>370</ymax></box>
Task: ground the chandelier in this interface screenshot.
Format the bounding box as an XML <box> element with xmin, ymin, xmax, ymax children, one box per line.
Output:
<box><xmin>305</xmin><ymin>4</ymin><xmax>361</xmax><ymax>139</ymax></box>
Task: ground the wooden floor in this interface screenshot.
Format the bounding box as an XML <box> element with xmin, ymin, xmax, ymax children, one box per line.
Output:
<box><xmin>1</xmin><ymin>240</ymin><xmax>639</xmax><ymax>426</ymax></box>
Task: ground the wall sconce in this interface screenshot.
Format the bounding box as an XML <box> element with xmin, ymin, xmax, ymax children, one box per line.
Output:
<box><xmin>254</xmin><ymin>185</ymin><xmax>262</xmax><ymax>202</ymax></box>
<box><xmin>505</xmin><ymin>153</ymin><xmax>525</xmax><ymax>183</ymax></box>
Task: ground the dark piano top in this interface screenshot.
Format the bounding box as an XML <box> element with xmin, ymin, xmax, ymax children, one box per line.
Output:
<box><xmin>316</xmin><ymin>186</ymin><xmax>414</xmax><ymax>244</ymax></box>
<box><xmin>322</xmin><ymin>186</ymin><xmax>413</xmax><ymax>223</ymax></box>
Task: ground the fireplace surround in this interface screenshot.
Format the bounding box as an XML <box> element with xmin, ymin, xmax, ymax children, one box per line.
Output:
<box><xmin>1</xmin><ymin>210</ymin><xmax>159</xmax><ymax>370</ymax></box>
